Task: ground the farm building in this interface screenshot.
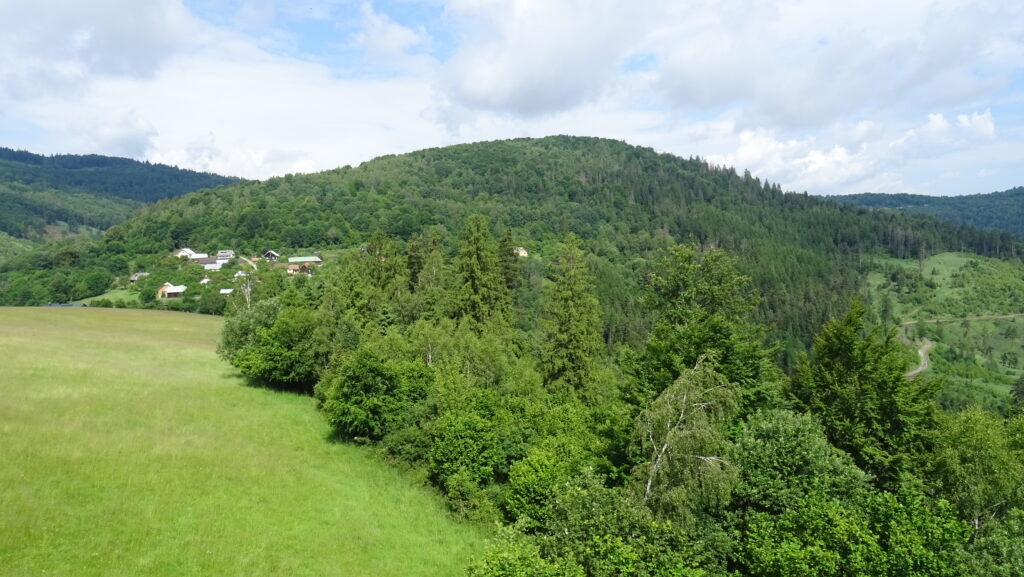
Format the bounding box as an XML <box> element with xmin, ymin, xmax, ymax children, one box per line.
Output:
<box><xmin>156</xmin><ymin>283</ymin><xmax>187</xmax><ymax>299</ymax></box>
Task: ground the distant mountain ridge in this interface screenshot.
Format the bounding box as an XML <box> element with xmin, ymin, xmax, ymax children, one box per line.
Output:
<box><xmin>0</xmin><ymin>147</ymin><xmax>238</xmax><ymax>203</ymax></box>
<box><xmin>834</xmin><ymin>187</ymin><xmax>1024</xmax><ymax>237</ymax></box>
<box><xmin>0</xmin><ymin>147</ymin><xmax>238</xmax><ymax>256</ymax></box>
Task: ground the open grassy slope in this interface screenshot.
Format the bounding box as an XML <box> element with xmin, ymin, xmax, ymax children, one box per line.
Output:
<box><xmin>0</xmin><ymin>308</ymin><xmax>484</xmax><ymax>577</ymax></box>
<box><xmin>865</xmin><ymin>252</ymin><xmax>1024</xmax><ymax>412</ymax></box>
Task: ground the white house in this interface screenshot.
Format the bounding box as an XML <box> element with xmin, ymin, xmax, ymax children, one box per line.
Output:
<box><xmin>216</xmin><ymin>250</ymin><xmax>235</xmax><ymax>259</ymax></box>
<box><xmin>156</xmin><ymin>282</ymin><xmax>187</xmax><ymax>299</ymax></box>
<box><xmin>172</xmin><ymin>248</ymin><xmax>196</xmax><ymax>258</ymax></box>
<box><xmin>219</xmin><ymin>288</ymin><xmax>234</xmax><ymax>295</ymax></box>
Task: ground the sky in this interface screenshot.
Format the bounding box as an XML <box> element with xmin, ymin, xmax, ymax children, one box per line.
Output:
<box><xmin>1</xmin><ymin>0</ymin><xmax>1023</xmax><ymax>196</ymax></box>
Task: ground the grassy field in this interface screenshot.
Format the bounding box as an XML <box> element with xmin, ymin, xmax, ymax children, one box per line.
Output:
<box><xmin>0</xmin><ymin>308</ymin><xmax>484</xmax><ymax>577</ymax></box>
<box><xmin>74</xmin><ymin>288</ymin><xmax>140</xmax><ymax>306</ymax></box>
<box><xmin>865</xmin><ymin>252</ymin><xmax>1024</xmax><ymax>412</ymax></box>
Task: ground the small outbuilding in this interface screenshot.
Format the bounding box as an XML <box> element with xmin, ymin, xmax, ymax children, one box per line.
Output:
<box><xmin>156</xmin><ymin>283</ymin><xmax>187</xmax><ymax>299</ymax></box>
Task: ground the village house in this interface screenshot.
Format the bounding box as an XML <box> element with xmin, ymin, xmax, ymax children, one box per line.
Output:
<box><xmin>262</xmin><ymin>250</ymin><xmax>280</xmax><ymax>262</ymax></box>
<box><xmin>128</xmin><ymin>272</ymin><xmax>150</xmax><ymax>283</ymax></box>
<box><xmin>173</xmin><ymin>248</ymin><xmax>210</xmax><ymax>260</ymax></box>
<box><xmin>156</xmin><ymin>282</ymin><xmax>187</xmax><ymax>299</ymax></box>
<box><xmin>219</xmin><ymin>288</ymin><xmax>234</xmax><ymax>295</ymax></box>
<box><xmin>216</xmin><ymin>250</ymin><xmax>235</xmax><ymax>259</ymax></box>
<box><xmin>200</xmin><ymin>276</ymin><xmax>211</xmax><ymax>285</ymax></box>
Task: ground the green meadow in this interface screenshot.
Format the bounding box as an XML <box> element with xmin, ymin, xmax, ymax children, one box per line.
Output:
<box><xmin>866</xmin><ymin>252</ymin><xmax>1024</xmax><ymax>412</ymax></box>
<box><xmin>0</xmin><ymin>308</ymin><xmax>484</xmax><ymax>577</ymax></box>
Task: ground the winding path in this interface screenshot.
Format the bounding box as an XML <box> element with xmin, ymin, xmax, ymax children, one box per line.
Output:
<box><xmin>905</xmin><ymin>338</ymin><xmax>934</xmax><ymax>379</ymax></box>
<box><xmin>899</xmin><ymin>312</ymin><xmax>1023</xmax><ymax>379</ymax></box>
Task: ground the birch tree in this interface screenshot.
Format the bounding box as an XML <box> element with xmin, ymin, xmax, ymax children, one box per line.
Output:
<box><xmin>631</xmin><ymin>357</ymin><xmax>738</xmax><ymax>523</ymax></box>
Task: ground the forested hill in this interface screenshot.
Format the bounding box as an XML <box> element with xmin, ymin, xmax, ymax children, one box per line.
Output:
<box><xmin>0</xmin><ymin>147</ymin><xmax>238</xmax><ymax>253</ymax></box>
<box><xmin>834</xmin><ymin>187</ymin><xmax>1024</xmax><ymax>237</ymax></box>
<box><xmin>0</xmin><ymin>147</ymin><xmax>238</xmax><ymax>203</ymax></box>
<box><xmin>1</xmin><ymin>136</ymin><xmax>1019</xmax><ymax>360</ymax></box>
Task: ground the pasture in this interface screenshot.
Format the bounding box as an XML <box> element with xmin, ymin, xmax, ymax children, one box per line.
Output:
<box><xmin>0</xmin><ymin>308</ymin><xmax>483</xmax><ymax>576</ymax></box>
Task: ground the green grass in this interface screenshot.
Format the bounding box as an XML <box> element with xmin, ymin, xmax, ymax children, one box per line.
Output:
<box><xmin>0</xmin><ymin>308</ymin><xmax>485</xmax><ymax>576</ymax></box>
<box><xmin>865</xmin><ymin>252</ymin><xmax>1024</xmax><ymax>412</ymax></box>
<box><xmin>74</xmin><ymin>288</ymin><xmax>140</xmax><ymax>306</ymax></box>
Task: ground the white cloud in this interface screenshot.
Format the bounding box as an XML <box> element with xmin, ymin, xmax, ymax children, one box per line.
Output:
<box><xmin>0</xmin><ymin>0</ymin><xmax>196</xmax><ymax>101</ymax></box>
<box><xmin>957</xmin><ymin>109</ymin><xmax>996</xmax><ymax>138</ymax></box>
<box><xmin>351</xmin><ymin>2</ymin><xmax>434</xmax><ymax>73</ymax></box>
<box><xmin>441</xmin><ymin>0</ymin><xmax>651</xmax><ymax>116</ymax></box>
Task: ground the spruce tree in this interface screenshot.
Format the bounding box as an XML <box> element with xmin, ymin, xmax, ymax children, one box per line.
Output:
<box><xmin>454</xmin><ymin>214</ymin><xmax>509</xmax><ymax>326</ymax></box>
<box><xmin>790</xmin><ymin>300</ymin><xmax>939</xmax><ymax>489</ymax></box>
<box><xmin>498</xmin><ymin>228</ymin><xmax>522</xmax><ymax>292</ymax></box>
<box><xmin>540</xmin><ymin>233</ymin><xmax>602</xmax><ymax>393</ymax></box>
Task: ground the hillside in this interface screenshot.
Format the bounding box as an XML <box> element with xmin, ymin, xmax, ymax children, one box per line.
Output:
<box><xmin>0</xmin><ymin>147</ymin><xmax>238</xmax><ymax>256</ymax></box>
<box><xmin>865</xmin><ymin>252</ymin><xmax>1024</xmax><ymax>413</ymax></box>
<box><xmin>0</xmin><ymin>147</ymin><xmax>238</xmax><ymax>203</ymax></box>
<box><xmin>0</xmin><ymin>307</ymin><xmax>484</xmax><ymax>576</ymax></box>
<box><xmin>835</xmin><ymin>187</ymin><xmax>1024</xmax><ymax>237</ymax></box>
<box><xmin>1</xmin><ymin>136</ymin><xmax>1018</xmax><ymax>366</ymax></box>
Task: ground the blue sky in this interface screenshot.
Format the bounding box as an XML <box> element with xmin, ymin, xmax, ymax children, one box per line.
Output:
<box><xmin>1</xmin><ymin>0</ymin><xmax>1023</xmax><ymax>196</ymax></box>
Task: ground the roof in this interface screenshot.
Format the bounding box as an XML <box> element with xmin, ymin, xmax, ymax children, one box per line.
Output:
<box><xmin>288</xmin><ymin>256</ymin><xmax>322</xmax><ymax>264</ymax></box>
<box><xmin>219</xmin><ymin>288</ymin><xmax>234</xmax><ymax>295</ymax></box>
<box><xmin>161</xmin><ymin>283</ymin><xmax>187</xmax><ymax>293</ymax></box>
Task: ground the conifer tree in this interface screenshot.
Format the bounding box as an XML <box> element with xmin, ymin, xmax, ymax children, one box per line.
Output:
<box><xmin>540</xmin><ymin>233</ymin><xmax>602</xmax><ymax>393</ymax></box>
<box><xmin>454</xmin><ymin>214</ymin><xmax>509</xmax><ymax>326</ymax></box>
<box><xmin>498</xmin><ymin>228</ymin><xmax>522</xmax><ymax>292</ymax></box>
<box><xmin>790</xmin><ymin>300</ymin><xmax>939</xmax><ymax>489</ymax></box>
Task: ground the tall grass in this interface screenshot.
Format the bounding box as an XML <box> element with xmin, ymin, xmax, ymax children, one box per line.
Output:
<box><xmin>0</xmin><ymin>308</ymin><xmax>484</xmax><ymax>576</ymax></box>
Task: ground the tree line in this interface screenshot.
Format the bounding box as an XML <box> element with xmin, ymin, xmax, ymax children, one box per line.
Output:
<box><xmin>219</xmin><ymin>215</ymin><xmax>1024</xmax><ymax>576</ymax></box>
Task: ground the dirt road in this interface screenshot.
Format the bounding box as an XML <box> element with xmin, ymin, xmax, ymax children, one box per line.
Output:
<box><xmin>905</xmin><ymin>338</ymin><xmax>934</xmax><ymax>379</ymax></box>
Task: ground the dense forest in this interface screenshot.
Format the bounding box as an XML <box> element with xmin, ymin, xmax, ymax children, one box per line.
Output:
<box><xmin>0</xmin><ymin>147</ymin><xmax>237</xmax><ymax>254</ymax></box>
<box><xmin>0</xmin><ymin>137</ymin><xmax>1017</xmax><ymax>370</ymax></box>
<box><xmin>835</xmin><ymin>188</ymin><xmax>1024</xmax><ymax>237</ymax></box>
<box><xmin>0</xmin><ymin>147</ymin><xmax>237</xmax><ymax>203</ymax></box>
<box><xmin>214</xmin><ymin>214</ymin><xmax>1024</xmax><ymax>576</ymax></box>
